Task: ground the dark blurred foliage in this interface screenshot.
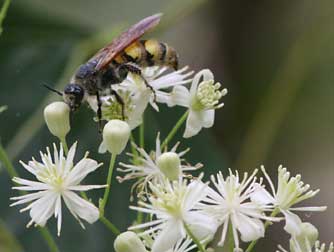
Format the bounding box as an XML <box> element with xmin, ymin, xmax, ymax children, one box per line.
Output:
<box><xmin>0</xmin><ymin>0</ymin><xmax>333</xmax><ymax>251</ymax></box>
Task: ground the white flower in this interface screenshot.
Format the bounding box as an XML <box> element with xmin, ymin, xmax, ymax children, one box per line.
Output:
<box><xmin>129</xmin><ymin>177</ymin><xmax>218</xmax><ymax>252</ymax></box>
<box><xmin>116</xmin><ymin>133</ymin><xmax>202</xmax><ymax>199</ymax></box>
<box><xmin>163</xmin><ymin>69</ymin><xmax>227</xmax><ymax>138</ymax></box>
<box><xmin>162</xmin><ymin>238</ymin><xmax>197</xmax><ymax>252</ymax></box>
<box><xmin>121</xmin><ymin>66</ymin><xmax>194</xmax><ymax>112</ymax></box>
<box><xmin>276</xmin><ymin>222</ymin><xmax>333</xmax><ymax>252</ymax></box>
<box><xmin>10</xmin><ymin>142</ymin><xmax>105</xmax><ymax>236</ymax></box>
<box><xmin>201</xmin><ymin>169</ymin><xmax>280</xmax><ymax>250</ymax></box>
<box><xmin>251</xmin><ymin>165</ymin><xmax>327</xmax><ymax>235</ymax></box>
<box><xmin>87</xmin><ymin>66</ymin><xmax>193</xmax><ymax>130</ymax></box>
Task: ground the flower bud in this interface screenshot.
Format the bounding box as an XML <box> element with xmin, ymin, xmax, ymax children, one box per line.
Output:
<box><xmin>114</xmin><ymin>231</ymin><xmax>147</xmax><ymax>252</ymax></box>
<box><xmin>103</xmin><ymin>120</ymin><xmax>130</xmax><ymax>154</ymax></box>
<box><xmin>44</xmin><ymin>102</ymin><xmax>70</xmax><ymax>140</ymax></box>
<box><xmin>156</xmin><ymin>152</ymin><xmax>181</xmax><ymax>180</ymax></box>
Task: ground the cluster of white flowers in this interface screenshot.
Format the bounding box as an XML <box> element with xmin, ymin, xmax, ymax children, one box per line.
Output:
<box><xmin>87</xmin><ymin>66</ymin><xmax>227</xmax><ymax>143</ymax></box>
<box><xmin>9</xmin><ymin>63</ymin><xmax>331</xmax><ymax>252</ymax></box>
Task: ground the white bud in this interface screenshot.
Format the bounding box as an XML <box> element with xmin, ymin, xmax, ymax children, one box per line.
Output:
<box><xmin>114</xmin><ymin>231</ymin><xmax>147</xmax><ymax>252</ymax></box>
<box><xmin>156</xmin><ymin>152</ymin><xmax>181</xmax><ymax>180</ymax></box>
<box><xmin>44</xmin><ymin>102</ymin><xmax>70</xmax><ymax>140</ymax></box>
<box><xmin>103</xmin><ymin>120</ymin><xmax>130</xmax><ymax>155</ymax></box>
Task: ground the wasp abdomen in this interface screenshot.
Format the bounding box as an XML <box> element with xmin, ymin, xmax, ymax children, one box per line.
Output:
<box><xmin>115</xmin><ymin>39</ymin><xmax>179</xmax><ymax>70</ymax></box>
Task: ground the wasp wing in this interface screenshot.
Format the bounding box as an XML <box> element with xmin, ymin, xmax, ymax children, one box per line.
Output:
<box><xmin>91</xmin><ymin>13</ymin><xmax>162</xmax><ymax>70</ymax></box>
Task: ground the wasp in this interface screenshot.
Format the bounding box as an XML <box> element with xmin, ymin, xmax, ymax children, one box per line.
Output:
<box><xmin>45</xmin><ymin>13</ymin><xmax>178</xmax><ymax>129</ymax></box>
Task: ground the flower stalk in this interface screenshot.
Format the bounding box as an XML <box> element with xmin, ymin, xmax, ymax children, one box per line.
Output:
<box><xmin>100</xmin><ymin>153</ymin><xmax>117</xmax><ymax>217</ymax></box>
<box><xmin>161</xmin><ymin>111</ymin><xmax>188</xmax><ymax>149</ymax></box>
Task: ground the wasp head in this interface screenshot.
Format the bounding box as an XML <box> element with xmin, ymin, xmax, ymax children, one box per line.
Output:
<box><xmin>63</xmin><ymin>84</ymin><xmax>84</xmax><ymax>111</ymax></box>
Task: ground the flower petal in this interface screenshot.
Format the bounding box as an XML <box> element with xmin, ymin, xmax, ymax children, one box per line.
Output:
<box><xmin>152</xmin><ymin>220</ymin><xmax>184</xmax><ymax>252</ymax></box>
<box><xmin>185</xmin><ymin>211</ymin><xmax>218</xmax><ymax>241</ymax></box>
<box><xmin>234</xmin><ymin>213</ymin><xmax>265</xmax><ymax>242</ymax></box>
<box><xmin>282</xmin><ymin>210</ymin><xmax>303</xmax><ymax>235</ymax></box>
<box><xmin>201</xmin><ymin>109</ymin><xmax>215</xmax><ymax>128</ymax></box>
<box><xmin>250</xmin><ymin>183</ymin><xmax>276</xmax><ymax>205</ymax></box>
<box><xmin>62</xmin><ymin>191</ymin><xmax>99</xmax><ymax>224</ymax></box>
<box><xmin>183</xmin><ymin>110</ymin><xmax>203</xmax><ymax>138</ymax></box>
<box><xmin>65</xmin><ymin>158</ymin><xmax>102</xmax><ymax>186</ymax></box>
<box><xmin>29</xmin><ymin>191</ymin><xmax>58</xmax><ymax>227</ymax></box>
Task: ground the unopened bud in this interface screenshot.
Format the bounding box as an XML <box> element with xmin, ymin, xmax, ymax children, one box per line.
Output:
<box><xmin>156</xmin><ymin>152</ymin><xmax>181</xmax><ymax>180</ymax></box>
<box><xmin>114</xmin><ymin>231</ymin><xmax>147</xmax><ymax>252</ymax></box>
<box><xmin>44</xmin><ymin>102</ymin><xmax>70</xmax><ymax>140</ymax></box>
<box><xmin>103</xmin><ymin>120</ymin><xmax>130</xmax><ymax>154</ymax></box>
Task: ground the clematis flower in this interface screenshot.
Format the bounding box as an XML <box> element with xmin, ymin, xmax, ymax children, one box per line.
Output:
<box><xmin>276</xmin><ymin>222</ymin><xmax>333</xmax><ymax>252</ymax></box>
<box><xmin>201</xmin><ymin>169</ymin><xmax>280</xmax><ymax>251</ymax></box>
<box><xmin>129</xmin><ymin>177</ymin><xmax>218</xmax><ymax>252</ymax></box>
<box><xmin>87</xmin><ymin>66</ymin><xmax>193</xmax><ymax>130</ymax></box>
<box><xmin>251</xmin><ymin>165</ymin><xmax>327</xmax><ymax>235</ymax></box>
<box><xmin>10</xmin><ymin>142</ymin><xmax>105</xmax><ymax>236</ymax></box>
<box><xmin>162</xmin><ymin>69</ymin><xmax>227</xmax><ymax>138</ymax></box>
<box><xmin>117</xmin><ymin>133</ymin><xmax>202</xmax><ymax>199</ymax></box>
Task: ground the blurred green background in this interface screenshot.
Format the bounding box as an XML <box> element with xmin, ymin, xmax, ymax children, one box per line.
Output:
<box><xmin>0</xmin><ymin>0</ymin><xmax>333</xmax><ymax>251</ymax></box>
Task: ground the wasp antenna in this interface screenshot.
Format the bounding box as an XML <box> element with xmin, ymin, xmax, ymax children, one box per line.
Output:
<box><xmin>43</xmin><ymin>84</ymin><xmax>63</xmax><ymax>96</ymax></box>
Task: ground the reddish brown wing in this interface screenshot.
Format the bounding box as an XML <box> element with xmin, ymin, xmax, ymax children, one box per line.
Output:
<box><xmin>91</xmin><ymin>13</ymin><xmax>162</xmax><ymax>70</ymax></box>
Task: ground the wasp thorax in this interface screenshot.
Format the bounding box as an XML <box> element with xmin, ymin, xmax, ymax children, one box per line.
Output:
<box><xmin>192</xmin><ymin>80</ymin><xmax>227</xmax><ymax>111</ymax></box>
<box><xmin>63</xmin><ymin>84</ymin><xmax>84</xmax><ymax>111</ymax></box>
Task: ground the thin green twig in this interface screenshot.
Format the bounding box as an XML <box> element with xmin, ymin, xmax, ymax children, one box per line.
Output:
<box><xmin>38</xmin><ymin>227</ymin><xmax>59</xmax><ymax>252</ymax></box>
<box><xmin>99</xmin><ymin>153</ymin><xmax>117</xmax><ymax>217</ymax></box>
<box><xmin>184</xmin><ymin>222</ymin><xmax>206</xmax><ymax>252</ymax></box>
<box><xmin>0</xmin><ymin>0</ymin><xmax>12</xmax><ymax>36</ymax></box>
<box><xmin>99</xmin><ymin>216</ymin><xmax>120</xmax><ymax>235</ymax></box>
<box><xmin>161</xmin><ymin>111</ymin><xmax>188</xmax><ymax>150</ymax></box>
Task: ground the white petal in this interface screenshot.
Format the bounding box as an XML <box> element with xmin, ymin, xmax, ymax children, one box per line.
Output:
<box><xmin>201</xmin><ymin>110</ymin><xmax>215</xmax><ymax>128</ymax></box>
<box><xmin>10</xmin><ymin>191</ymin><xmax>48</xmax><ymax>206</ymax></box>
<box><xmin>63</xmin><ymin>191</ymin><xmax>99</xmax><ymax>224</ymax></box>
<box><xmin>152</xmin><ymin>220</ymin><xmax>184</xmax><ymax>252</ymax></box>
<box><xmin>65</xmin><ymin>158</ymin><xmax>102</xmax><ymax>186</ymax></box>
<box><xmin>29</xmin><ymin>191</ymin><xmax>58</xmax><ymax>227</ymax></box>
<box><xmin>63</xmin><ymin>142</ymin><xmax>77</xmax><ymax>175</ymax></box>
<box><xmin>185</xmin><ymin>211</ymin><xmax>218</xmax><ymax>241</ymax></box>
<box><xmin>67</xmin><ymin>185</ymin><xmax>106</xmax><ymax>191</ymax></box>
<box><xmin>98</xmin><ymin>141</ymin><xmax>108</xmax><ymax>154</ymax></box>
<box><xmin>250</xmin><ymin>183</ymin><xmax>276</xmax><ymax>205</ymax></box>
<box><xmin>183</xmin><ymin>110</ymin><xmax>203</xmax><ymax>138</ymax></box>
<box><xmin>282</xmin><ymin>210</ymin><xmax>303</xmax><ymax>235</ymax></box>
<box><xmin>234</xmin><ymin>213</ymin><xmax>265</xmax><ymax>242</ymax></box>
<box><xmin>189</xmin><ymin>69</ymin><xmax>213</xmax><ymax>96</ymax></box>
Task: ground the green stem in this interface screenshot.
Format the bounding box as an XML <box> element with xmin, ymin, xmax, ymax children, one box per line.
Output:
<box><xmin>0</xmin><ymin>0</ymin><xmax>12</xmax><ymax>36</ymax></box>
<box><xmin>38</xmin><ymin>227</ymin><xmax>59</xmax><ymax>252</ymax></box>
<box><xmin>99</xmin><ymin>216</ymin><xmax>120</xmax><ymax>235</ymax></box>
<box><xmin>245</xmin><ymin>208</ymin><xmax>280</xmax><ymax>252</ymax></box>
<box><xmin>161</xmin><ymin>111</ymin><xmax>188</xmax><ymax>150</ymax></box>
<box><xmin>139</xmin><ymin>119</ymin><xmax>145</xmax><ymax>149</ymax></box>
<box><xmin>99</xmin><ymin>153</ymin><xmax>117</xmax><ymax>217</ymax></box>
<box><xmin>0</xmin><ymin>141</ymin><xmax>18</xmax><ymax>178</ymax></box>
<box><xmin>184</xmin><ymin>222</ymin><xmax>206</xmax><ymax>252</ymax></box>
<box><xmin>60</xmin><ymin>137</ymin><xmax>68</xmax><ymax>155</ymax></box>
<box><xmin>0</xmin><ymin>142</ymin><xmax>59</xmax><ymax>252</ymax></box>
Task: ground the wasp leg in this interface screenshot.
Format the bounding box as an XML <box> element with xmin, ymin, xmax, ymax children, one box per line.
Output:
<box><xmin>110</xmin><ymin>89</ymin><xmax>125</xmax><ymax>120</ymax></box>
<box><xmin>96</xmin><ymin>91</ymin><xmax>103</xmax><ymax>133</ymax></box>
<box><xmin>117</xmin><ymin>63</ymin><xmax>156</xmax><ymax>102</ymax></box>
